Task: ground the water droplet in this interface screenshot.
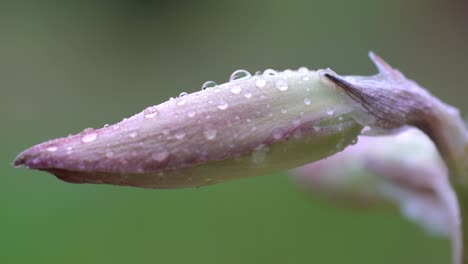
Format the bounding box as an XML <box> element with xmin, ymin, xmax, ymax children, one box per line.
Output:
<box><xmin>243</xmin><ymin>91</ymin><xmax>252</xmax><ymax>99</ymax></box>
<box><xmin>129</xmin><ymin>132</ymin><xmax>137</xmax><ymax>138</ymax></box>
<box><xmin>179</xmin><ymin>92</ymin><xmax>188</xmax><ymax>97</ymax></box>
<box><xmin>292</xmin><ymin>118</ymin><xmax>301</xmax><ymax>126</ymax></box>
<box><xmin>361</xmin><ymin>126</ymin><xmax>372</xmax><ymax>135</ymax></box>
<box><xmin>338</xmin><ymin>116</ymin><xmax>344</xmax><ymax>121</ymax></box>
<box><xmin>144</xmin><ymin>106</ymin><xmax>159</xmax><ymax>118</ymax></box>
<box><xmin>187</xmin><ymin>111</ymin><xmax>196</xmax><ymax>118</ymax></box>
<box><xmin>263</xmin><ymin>69</ymin><xmax>277</xmax><ymax>76</ymax></box>
<box><xmin>235</xmin><ymin>115</ymin><xmax>241</xmax><ymax>120</ymax></box>
<box><xmin>275</xmin><ymin>79</ymin><xmax>288</xmax><ymax>91</ymax></box>
<box><xmin>281</xmin><ymin>109</ymin><xmax>287</xmax><ymax>114</ymax></box>
<box><xmin>46</xmin><ymin>146</ymin><xmax>58</xmax><ymax>152</ymax></box>
<box><xmin>304</xmin><ymin>98</ymin><xmax>311</xmax><ymax>105</ymax></box>
<box><xmin>272</xmin><ymin>129</ymin><xmax>283</xmax><ymax>140</ymax></box>
<box><xmin>230</xmin><ymin>69</ymin><xmax>251</xmax><ymax>81</ymax></box>
<box><xmin>202</xmin><ymin>81</ymin><xmax>217</xmax><ymax>90</ymax></box>
<box><xmin>113</xmin><ymin>124</ymin><xmax>120</xmax><ymax>130</ymax></box>
<box><xmin>81</xmin><ymin>132</ymin><xmax>97</xmax><ymax>143</ymax></box>
<box><xmin>153</xmin><ymin>150</ymin><xmax>169</xmax><ymax>162</ymax></box>
<box><xmin>326</xmin><ymin>109</ymin><xmax>334</xmax><ymax>116</ymax></box>
<box><xmin>230</xmin><ymin>85</ymin><xmax>242</xmax><ymax>94</ymax></box>
<box><xmin>66</xmin><ymin>146</ymin><xmax>73</xmax><ymax>154</ymax></box>
<box><xmin>217</xmin><ymin>100</ymin><xmax>229</xmax><ymax>110</ymax></box>
<box><xmin>175</xmin><ymin>130</ymin><xmax>186</xmax><ymax>140</ymax></box>
<box><xmin>298</xmin><ymin>67</ymin><xmax>309</xmax><ymax>74</ymax></box>
<box><xmin>103</xmin><ymin>124</ymin><xmax>109</xmax><ymax>128</ymax></box>
<box><xmin>203</xmin><ymin>128</ymin><xmax>217</xmax><ymax>140</ymax></box>
<box><xmin>302</xmin><ymin>76</ymin><xmax>310</xmax><ymax>81</ymax></box>
<box><xmin>255</xmin><ymin>79</ymin><xmax>267</xmax><ymax>88</ymax></box>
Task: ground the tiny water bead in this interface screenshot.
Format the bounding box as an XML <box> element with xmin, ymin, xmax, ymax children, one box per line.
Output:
<box><xmin>144</xmin><ymin>106</ymin><xmax>159</xmax><ymax>119</ymax></box>
<box><xmin>230</xmin><ymin>69</ymin><xmax>251</xmax><ymax>81</ymax></box>
<box><xmin>129</xmin><ymin>132</ymin><xmax>138</xmax><ymax>138</ymax></box>
<box><xmin>217</xmin><ymin>100</ymin><xmax>229</xmax><ymax>110</ymax></box>
<box><xmin>298</xmin><ymin>67</ymin><xmax>309</xmax><ymax>74</ymax></box>
<box><xmin>203</xmin><ymin>128</ymin><xmax>217</xmax><ymax>140</ymax></box>
<box><xmin>153</xmin><ymin>151</ymin><xmax>169</xmax><ymax>162</ymax></box>
<box><xmin>326</xmin><ymin>109</ymin><xmax>335</xmax><ymax>116</ymax></box>
<box><xmin>275</xmin><ymin>79</ymin><xmax>289</xmax><ymax>91</ymax></box>
<box><xmin>175</xmin><ymin>130</ymin><xmax>186</xmax><ymax>140</ymax></box>
<box><xmin>230</xmin><ymin>85</ymin><xmax>242</xmax><ymax>94</ymax></box>
<box><xmin>243</xmin><ymin>91</ymin><xmax>253</xmax><ymax>99</ymax></box>
<box><xmin>281</xmin><ymin>109</ymin><xmax>288</xmax><ymax>114</ymax></box>
<box><xmin>81</xmin><ymin>130</ymin><xmax>97</xmax><ymax>143</ymax></box>
<box><xmin>255</xmin><ymin>78</ymin><xmax>267</xmax><ymax>88</ymax></box>
<box><xmin>202</xmin><ymin>81</ymin><xmax>217</xmax><ymax>90</ymax></box>
<box><xmin>304</xmin><ymin>98</ymin><xmax>311</xmax><ymax>105</ymax></box>
<box><xmin>46</xmin><ymin>146</ymin><xmax>58</xmax><ymax>152</ymax></box>
<box><xmin>263</xmin><ymin>69</ymin><xmax>277</xmax><ymax>76</ymax></box>
<box><xmin>187</xmin><ymin>111</ymin><xmax>196</xmax><ymax>118</ymax></box>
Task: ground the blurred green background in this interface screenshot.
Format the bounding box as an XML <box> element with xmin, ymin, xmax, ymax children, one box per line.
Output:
<box><xmin>2</xmin><ymin>0</ymin><xmax>467</xmax><ymax>263</ymax></box>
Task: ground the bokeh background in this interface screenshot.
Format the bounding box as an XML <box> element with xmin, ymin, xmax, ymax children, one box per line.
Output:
<box><xmin>2</xmin><ymin>0</ymin><xmax>468</xmax><ymax>263</ymax></box>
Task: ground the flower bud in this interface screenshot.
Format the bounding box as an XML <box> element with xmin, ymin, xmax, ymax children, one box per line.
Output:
<box><xmin>14</xmin><ymin>68</ymin><xmax>368</xmax><ymax>188</ymax></box>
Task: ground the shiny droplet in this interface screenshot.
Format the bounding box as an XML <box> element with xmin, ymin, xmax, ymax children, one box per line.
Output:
<box><xmin>175</xmin><ymin>130</ymin><xmax>186</xmax><ymax>140</ymax></box>
<box><xmin>255</xmin><ymin>79</ymin><xmax>267</xmax><ymax>88</ymax></box>
<box><xmin>129</xmin><ymin>132</ymin><xmax>137</xmax><ymax>138</ymax></box>
<box><xmin>326</xmin><ymin>109</ymin><xmax>334</xmax><ymax>116</ymax></box>
<box><xmin>263</xmin><ymin>69</ymin><xmax>277</xmax><ymax>76</ymax></box>
<box><xmin>217</xmin><ymin>100</ymin><xmax>229</xmax><ymax>110</ymax></box>
<box><xmin>230</xmin><ymin>85</ymin><xmax>242</xmax><ymax>94</ymax></box>
<box><xmin>272</xmin><ymin>129</ymin><xmax>283</xmax><ymax>140</ymax></box>
<box><xmin>281</xmin><ymin>109</ymin><xmax>287</xmax><ymax>114</ymax></box>
<box><xmin>230</xmin><ymin>69</ymin><xmax>251</xmax><ymax>81</ymax></box>
<box><xmin>46</xmin><ymin>146</ymin><xmax>58</xmax><ymax>152</ymax></box>
<box><xmin>144</xmin><ymin>106</ymin><xmax>159</xmax><ymax>119</ymax></box>
<box><xmin>202</xmin><ymin>81</ymin><xmax>217</xmax><ymax>90</ymax></box>
<box><xmin>304</xmin><ymin>98</ymin><xmax>311</xmax><ymax>105</ymax></box>
<box><xmin>187</xmin><ymin>111</ymin><xmax>196</xmax><ymax>118</ymax></box>
<box><xmin>81</xmin><ymin>132</ymin><xmax>97</xmax><ymax>143</ymax></box>
<box><xmin>243</xmin><ymin>91</ymin><xmax>252</xmax><ymax>99</ymax></box>
<box><xmin>204</xmin><ymin>128</ymin><xmax>217</xmax><ymax>140</ymax></box>
<box><xmin>298</xmin><ymin>67</ymin><xmax>309</xmax><ymax>74</ymax></box>
<box><xmin>153</xmin><ymin>151</ymin><xmax>169</xmax><ymax>162</ymax></box>
<box><xmin>275</xmin><ymin>79</ymin><xmax>288</xmax><ymax>91</ymax></box>
<box><xmin>177</xmin><ymin>98</ymin><xmax>186</xmax><ymax>106</ymax></box>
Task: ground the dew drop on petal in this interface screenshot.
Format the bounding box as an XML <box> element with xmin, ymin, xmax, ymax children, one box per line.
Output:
<box><xmin>129</xmin><ymin>132</ymin><xmax>138</xmax><ymax>138</ymax></box>
<box><xmin>175</xmin><ymin>130</ymin><xmax>186</xmax><ymax>140</ymax></box>
<box><xmin>255</xmin><ymin>79</ymin><xmax>267</xmax><ymax>88</ymax></box>
<box><xmin>81</xmin><ymin>132</ymin><xmax>97</xmax><ymax>143</ymax></box>
<box><xmin>263</xmin><ymin>69</ymin><xmax>277</xmax><ymax>76</ymax></box>
<box><xmin>275</xmin><ymin>79</ymin><xmax>289</xmax><ymax>91</ymax></box>
<box><xmin>281</xmin><ymin>109</ymin><xmax>287</xmax><ymax>114</ymax></box>
<box><xmin>243</xmin><ymin>91</ymin><xmax>252</xmax><ymax>99</ymax></box>
<box><xmin>304</xmin><ymin>98</ymin><xmax>311</xmax><ymax>105</ymax></box>
<box><xmin>187</xmin><ymin>111</ymin><xmax>196</xmax><ymax>118</ymax></box>
<box><xmin>203</xmin><ymin>128</ymin><xmax>217</xmax><ymax>140</ymax></box>
<box><xmin>144</xmin><ymin>106</ymin><xmax>159</xmax><ymax>119</ymax></box>
<box><xmin>298</xmin><ymin>67</ymin><xmax>309</xmax><ymax>74</ymax></box>
<box><xmin>46</xmin><ymin>146</ymin><xmax>58</xmax><ymax>152</ymax></box>
<box><xmin>230</xmin><ymin>69</ymin><xmax>251</xmax><ymax>81</ymax></box>
<box><xmin>217</xmin><ymin>100</ymin><xmax>229</xmax><ymax>110</ymax></box>
<box><xmin>230</xmin><ymin>85</ymin><xmax>242</xmax><ymax>94</ymax></box>
<box><xmin>326</xmin><ymin>109</ymin><xmax>334</xmax><ymax>116</ymax></box>
<box><xmin>272</xmin><ymin>129</ymin><xmax>283</xmax><ymax>140</ymax></box>
<box><xmin>202</xmin><ymin>81</ymin><xmax>217</xmax><ymax>90</ymax></box>
<box><xmin>153</xmin><ymin>150</ymin><xmax>169</xmax><ymax>162</ymax></box>
<box><xmin>302</xmin><ymin>76</ymin><xmax>310</xmax><ymax>81</ymax></box>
